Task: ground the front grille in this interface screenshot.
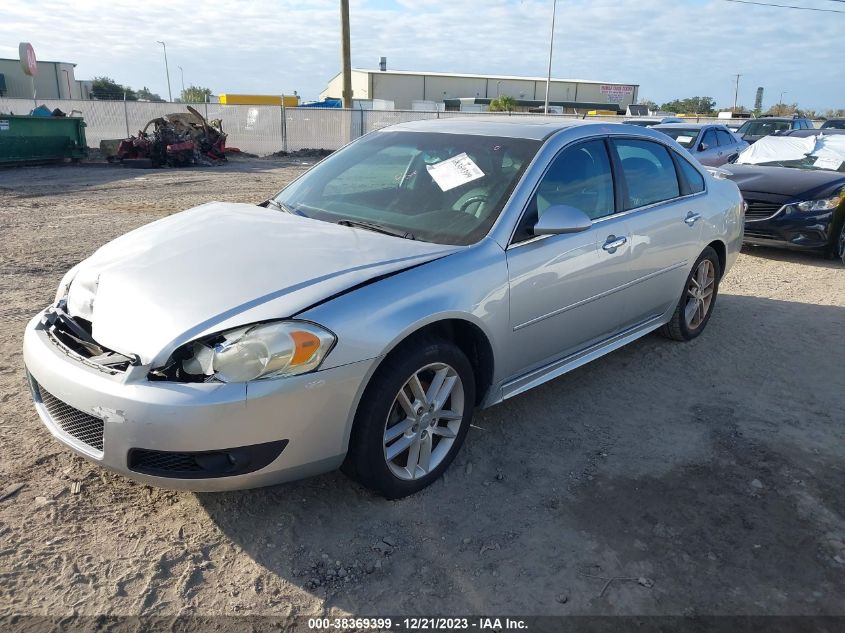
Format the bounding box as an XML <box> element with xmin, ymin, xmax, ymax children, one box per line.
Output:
<box><xmin>744</xmin><ymin>227</ymin><xmax>777</xmax><ymax>240</ymax></box>
<box><xmin>129</xmin><ymin>449</ymin><xmax>204</xmax><ymax>473</ymax></box>
<box><xmin>745</xmin><ymin>200</ymin><xmax>783</xmax><ymax>221</ymax></box>
<box><xmin>34</xmin><ymin>382</ymin><xmax>104</xmax><ymax>452</ymax></box>
<box><xmin>127</xmin><ymin>440</ymin><xmax>288</xmax><ymax>479</ymax></box>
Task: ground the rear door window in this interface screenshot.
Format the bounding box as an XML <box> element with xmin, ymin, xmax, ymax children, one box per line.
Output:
<box><xmin>716</xmin><ymin>129</ymin><xmax>735</xmax><ymax>146</ymax></box>
<box><xmin>612</xmin><ymin>139</ymin><xmax>681</xmax><ymax>210</ymax></box>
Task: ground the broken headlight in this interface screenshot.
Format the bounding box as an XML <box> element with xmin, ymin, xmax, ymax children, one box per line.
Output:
<box><xmin>153</xmin><ymin>321</ymin><xmax>336</xmax><ymax>383</ymax></box>
<box><xmin>54</xmin><ymin>264</ymin><xmax>82</xmax><ymax>304</ymax></box>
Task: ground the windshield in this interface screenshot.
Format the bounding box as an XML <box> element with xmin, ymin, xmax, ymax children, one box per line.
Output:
<box><xmin>737</xmin><ymin>120</ymin><xmax>790</xmax><ymax>136</ymax></box>
<box><xmin>625</xmin><ymin>120</ymin><xmax>656</xmax><ymax>127</ymax></box>
<box><xmin>822</xmin><ymin>120</ymin><xmax>845</xmax><ymax>130</ymax></box>
<box><xmin>656</xmin><ymin>128</ymin><xmax>700</xmax><ymax>148</ymax></box>
<box><xmin>273</xmin><ymin>131</ymin><xmax>541</xmax><ymax>245</ymax></box>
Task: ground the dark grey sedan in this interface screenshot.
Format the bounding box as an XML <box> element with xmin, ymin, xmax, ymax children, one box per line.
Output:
<box><xmin>652</xmin><ymin>123</ymin><xmax>748</xmax><ymax>167</ymax></box>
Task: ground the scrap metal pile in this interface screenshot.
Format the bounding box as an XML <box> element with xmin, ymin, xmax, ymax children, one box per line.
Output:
<box><xmin>116</xmin><ymin>106</ymin><xmax>228</xmax><ymax>167</ymax></box>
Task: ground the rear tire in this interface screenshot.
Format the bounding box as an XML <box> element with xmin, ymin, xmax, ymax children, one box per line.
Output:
<box><xmin>660</xmin><ymin>246</ymin><xmax>721</xmax><ymax>341</ymax></box>
<box><xmin>342</xmin><ymin>337</ymin><xmax>475</xmax><ymax>499</ymax></box>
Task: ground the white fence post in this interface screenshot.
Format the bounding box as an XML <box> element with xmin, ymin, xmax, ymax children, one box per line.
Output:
<box><xmin>281</xmin><ymin>102</ymin><xmax>288</xmax><ymax>153</ymax></box>
<box><xmin>123</xmin><ymin>92</ymin><xmax>130</xmax><ymax>137</ymax></box>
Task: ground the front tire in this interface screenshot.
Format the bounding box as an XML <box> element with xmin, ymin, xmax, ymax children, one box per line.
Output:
<box><xmin>838</xmin><ymin>221</ymin><xmax>845</xmax><ymax>265</ymax></box>
<box><xmin>660</xmin><ymin>246</ymin><xmax>721</xmax><ymax>341</ymax></box>
<box><xmin>342</xmin><ymin>337</ymin><xmax>475</xmax><ymax>499</ymax></box>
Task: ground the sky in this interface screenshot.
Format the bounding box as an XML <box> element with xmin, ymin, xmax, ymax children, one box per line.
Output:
<box><xmin>2</xmin><ymin>0</ymin><xmax>844</xmax><ymax>111</ymax></box>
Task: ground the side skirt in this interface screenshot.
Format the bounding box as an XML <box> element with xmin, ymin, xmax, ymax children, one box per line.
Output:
<box><xmin>489</xmin><ymin>314</ymin><xmax>666</xmax><ymax>405</ymax></box>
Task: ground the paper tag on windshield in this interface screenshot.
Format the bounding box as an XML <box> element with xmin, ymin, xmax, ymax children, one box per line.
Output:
<box><xmin>676</xmin><ymin>135</ymin><xmax>693</xmax><ymax>144</ymax></box>
<box><xmin>426</xmin><ymin>153</ymin><xmax>484</xmax><ymax>191</ymax></box>
<box><xmin>813</xmin><ymin>156</ymin><xmax>843</xmax><ymax>171</ymax></box>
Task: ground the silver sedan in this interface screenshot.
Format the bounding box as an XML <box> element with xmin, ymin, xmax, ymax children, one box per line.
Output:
<box><xmin>24</xmin><ymin>118</ymin><xmax>744</xmax><ymax>498</ymax></box>
<box><xmin>652</xmin><ymin>123</ymin><xmax>749</xmax><ymax>166</ymax></box>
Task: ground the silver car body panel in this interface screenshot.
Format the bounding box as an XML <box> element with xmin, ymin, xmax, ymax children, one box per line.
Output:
<box><xmin>24</xmin><ymin>118</ymin><xmax>743</xmax><ymax>490</ymax></box>
<box><xmin>60</xmin><ymin>202</ymin><xmax>460</xmax><ymax>366</ymax></box>
<box><xmin>652</xmin><ymin>123</ymin><xmax>749</xmax><ymax>167</ymax></box>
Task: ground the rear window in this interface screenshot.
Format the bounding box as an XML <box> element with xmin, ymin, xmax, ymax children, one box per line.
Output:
<box><xmin>738</xmin><ymin>120</ymin><xmax>790</xmax><ymax>136</ymax></box>
<box><xmin>612</xmin><ymin>139</ymin><xmax>681</xmax><ymax>209</ymax></box>
<box><xmin>656</xmin><ymin>128</ymin><xmax>699</xmax><ymax>148</ymax></box>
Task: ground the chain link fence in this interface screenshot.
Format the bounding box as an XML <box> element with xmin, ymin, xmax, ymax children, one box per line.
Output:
<box><xmin>0</xmin><ymin>97</ymin><xmax>789</xmax><ymax>157</ymax></box>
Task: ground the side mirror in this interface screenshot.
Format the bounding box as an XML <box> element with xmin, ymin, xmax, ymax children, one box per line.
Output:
<box><xmin>532</xmin><ymin>205</ymin><xmax>593</xmax><ymax>235</ymax></box>
<box><xmin>698</xmin><ymin>142</ymin><xmax>709</xmax><ymax>151</ymax></box>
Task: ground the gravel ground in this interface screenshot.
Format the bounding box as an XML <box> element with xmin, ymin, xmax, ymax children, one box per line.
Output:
<box><xmin>0</xmin><ymin>160</ymin><xmax>843</xmax><ymax>619</ymax></box>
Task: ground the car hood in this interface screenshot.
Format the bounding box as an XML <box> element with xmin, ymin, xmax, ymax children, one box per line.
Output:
<box><xmin>64</xmin><ymin>202</ymin><xmax>461</xmax><ymax>364</ymax></box>
<box><xmin>723</xmin><ymin>164</ymin><xmax>845</xmax><ymax>201</ymax></box>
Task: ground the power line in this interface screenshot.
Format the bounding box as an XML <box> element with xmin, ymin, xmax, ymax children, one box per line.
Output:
<box><xmin>723</xmin><ymin>0</ymin><xmax>845</xmax><ymax>13</ymax></box>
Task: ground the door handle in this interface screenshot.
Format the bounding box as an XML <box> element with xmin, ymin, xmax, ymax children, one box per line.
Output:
<box><xmin>602</xmin><ymin>235</ymin><xmax>627</xmax><ymax>253</ymax></box>
<box><xmin>684</xmin><ymin>212</ymin><xmax>701</xmax><ymax>226</ymax></box>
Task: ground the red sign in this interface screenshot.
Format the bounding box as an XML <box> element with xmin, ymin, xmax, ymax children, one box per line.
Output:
<box><xmin>19</xmin><ymin>42</ymin><xmax>37</xmax><ymax>77</ymax></box>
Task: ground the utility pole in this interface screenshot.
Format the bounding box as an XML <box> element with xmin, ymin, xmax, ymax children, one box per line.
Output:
<box><xmin>157</xmin><ymin>41</ymin><xmax>173</xmax><ymax>102</ymax></box>
<box><xmin>543</xmin><ymin>0</ymin><xmax>558</xmax><ymax>115</ymax></box>
<box><xmin>178</xmin><ymin>65</ymin><xmax>185</xmax><ymax>97</ymax></box>
<box><xmin>733</xmin><ymin>73</ymin><xmax>742</xmax><ymax>113</ymax></box>
<box><xmin>340</xmin><ymin>0</ymin><xmax>352</xmax><ymax>108</ymax></box>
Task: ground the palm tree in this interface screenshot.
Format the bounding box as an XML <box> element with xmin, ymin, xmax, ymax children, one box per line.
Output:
<box><xmin>489</xmin><ymin>95</ymin><xmax>517</xmax><ymax>112</ymax></box>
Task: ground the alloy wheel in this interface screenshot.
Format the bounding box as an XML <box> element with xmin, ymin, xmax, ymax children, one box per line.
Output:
<box><xmin>685</xmin><ymin>258</ymin><xmax>716</xmax><ymax>330</ymax></box>
<box><xmin>382</xmin><ymin>362</ymin><xmax>464</xmax><ymax>481</ymax></box>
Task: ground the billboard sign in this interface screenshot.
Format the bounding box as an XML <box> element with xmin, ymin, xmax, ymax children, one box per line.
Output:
<box><xmin>19</xmin><ymin>42</ymin><xmax>37</xmax><ymax>77</ymax></box>
<box><xmin>600</xmin><ymin>84</ymin><xmax>633</xmax><ymax>103</ymax></box>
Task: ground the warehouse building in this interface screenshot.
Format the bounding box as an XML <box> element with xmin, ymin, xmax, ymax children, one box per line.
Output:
<box><xmin>0</xmin><ymin>57</ymin><xmax>89</xmax><ymax>100</ymax></box>
<box><xmin>320</xmin><ymin>67</ymin><xmax>639</xmax><ymax>112</ymax></box>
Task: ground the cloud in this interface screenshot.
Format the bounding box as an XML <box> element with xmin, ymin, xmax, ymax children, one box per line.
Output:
<box><xmin>2</xmin><ymin>0</ymin><xmax>842</xmax><ymax>109</ymax></box>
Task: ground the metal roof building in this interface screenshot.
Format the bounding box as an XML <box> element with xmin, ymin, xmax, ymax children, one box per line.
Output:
<box><xmin>0</xmin><ymin>58</ymin><xmax>87</xmax><ymax>100</ymax></box>
<box><xmin>320</xmin><ymin>68</ymin><xmax>639</xmax><ymax>112</ymax></box>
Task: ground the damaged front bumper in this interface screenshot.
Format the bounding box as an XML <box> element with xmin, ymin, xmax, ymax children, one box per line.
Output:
<box><xmin>23</xmin><ymin>310</ymin><xmax>374</xmax><ymax>491</ymax></box>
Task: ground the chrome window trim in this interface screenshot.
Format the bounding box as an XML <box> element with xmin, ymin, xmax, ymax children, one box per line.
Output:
<box><xmin>504</xmin><ymin>131</ymin><xmax>709</xmax><ymax>251</ymax></box>
<box><xmin>507</xmin><ymin>187</ymin><xmax>708</xmax><ymax>251</ymax></box>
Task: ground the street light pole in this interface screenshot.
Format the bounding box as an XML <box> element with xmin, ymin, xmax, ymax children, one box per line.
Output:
<box><xmin>178</xmin><ymin>65</ymin><xmax>185</xmax><ymax>97</ymax></box>
<box><xmin>543</xmin><ymin>0</ymin><xmax>558</xmax><ymax>115</ymax></box>
<box><xmin>340</xmin><ymin>0</ymin><xmax>353</xmax><ymax>108</ymax></box>
<box><xmin>733</xmin><ymin>73</ymin><xmax>742</xmax><ymax>112</ymax></box>
<box><xmin>779</xmin><ymin>90</ymin><xmax>787</xmax><ymax>104</ymax></box>
<box><xmin>157</xmin><ymin>41</ymin><xmax>173</xmax><ymax>102</ymax></box>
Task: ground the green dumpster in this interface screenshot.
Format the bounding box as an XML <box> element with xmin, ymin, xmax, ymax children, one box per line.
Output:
<box><xmin>0</xmin><ymin>115</ymin><xmax>88</xmax><ymax>164</ymax></box>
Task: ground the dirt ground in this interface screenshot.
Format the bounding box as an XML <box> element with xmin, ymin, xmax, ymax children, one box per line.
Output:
<box><xmin>0</xmin><ymin>160</ymin><xmax>843</xmax><ymax>619</ymax></box>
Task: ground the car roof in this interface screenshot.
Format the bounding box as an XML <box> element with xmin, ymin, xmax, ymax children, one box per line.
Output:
<box><xmin>383</xmin><ymin>116</ymin><xmax>608</xmax><ymax>140</ymax></box>
<box><xmin>652</xmin><ymin>123</ymin><xmax>714</xmax><ymax>130</ymax></box>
